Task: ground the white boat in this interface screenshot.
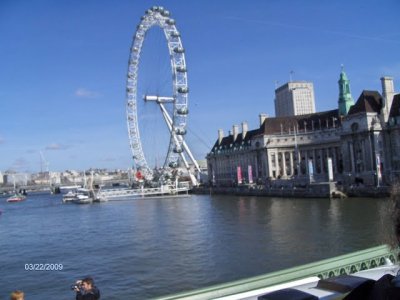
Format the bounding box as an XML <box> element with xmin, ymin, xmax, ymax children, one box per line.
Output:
<box><xmin>62</xmin><ymin>191</ymin><xmax>77</xmax><ymax>203</ymax></box>
<box><xmin>62</xmin><ymin>188</ymin><xmax>93</xmax><ymax>204</ymax></box>
<box><xmin>72</xmin><ymin>192</ymin><xmax>93</xmax><ymax>204</ymax></box>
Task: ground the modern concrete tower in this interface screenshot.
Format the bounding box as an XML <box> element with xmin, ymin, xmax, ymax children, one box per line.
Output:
<box><xmin>338</xmin><ymin>67</ymin><xmax>354</xmax><ymax>116</ymax></box>
<box><xmin>274</xmin><ymin>81</ymin><xmax>315</xmax><ymax>117</ymax></box>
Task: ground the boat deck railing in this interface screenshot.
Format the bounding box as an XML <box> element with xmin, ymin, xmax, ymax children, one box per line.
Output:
<box><xmin>152</xmin><ymin>245</ymin><xmax>398</xmax><ymax>300</ymax></box>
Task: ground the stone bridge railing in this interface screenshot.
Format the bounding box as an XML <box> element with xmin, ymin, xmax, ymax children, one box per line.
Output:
<box><xmin>152</xmin><ymin>245</ymin><xmax>398</xmax><ymax>300</ymax></box>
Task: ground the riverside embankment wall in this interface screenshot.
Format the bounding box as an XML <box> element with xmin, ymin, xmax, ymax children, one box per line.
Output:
<box><xmin>192</xmin><ymin>184</ymin><xmax>390</xmax><ymax>198</ymax></box>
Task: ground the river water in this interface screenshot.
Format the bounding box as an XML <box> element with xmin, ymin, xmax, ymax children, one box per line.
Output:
<box><xmin>0</xmin><ymin>192</ymin><xmax>394</xmax><ymax>299</ymax></box>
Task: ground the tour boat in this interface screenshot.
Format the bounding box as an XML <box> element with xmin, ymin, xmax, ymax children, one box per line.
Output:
<box><xmin>62</xmin><ymin>188</ymin><xmax>94</xmax><ymax>204</ymax></box>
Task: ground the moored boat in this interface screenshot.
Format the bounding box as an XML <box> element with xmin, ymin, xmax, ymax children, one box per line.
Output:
<box><xmin>62</xmin><ymin>191</ymin><xmax>78</xmax><ymax>203</ymax></box>
<box><xmin>62</xmin><ymin>188</ymin><xmax>94</xmax><ymax>204</ymax></box>
<box><xmin>72</xmin><ymin>192</ymin><xmax>93</xmax><ymax>204</ymax></box>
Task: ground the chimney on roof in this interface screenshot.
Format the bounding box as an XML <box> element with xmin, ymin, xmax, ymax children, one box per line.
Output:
<box><xmin>241</xmin><ymin>122</ymin><xmax>248</xmax><ymax>139</ymax></box>
<box><xmin>381</xmin><ymin>76</ymin><xmax>395</xmax><ymax>122</ymax></box>
<box><xmin>218</xmin><ymin>129</ymin><xmax>224</xmax><ymax>145</ymax></box>
<box><xmin>259</xmin><ymin>113</ymin><xmax>268</xmax><ymax>126</ymax></box>
<box><xmin>232</xmin><ymin>125</ymin><xmax>239</xmax><ymax>141</ymax></box>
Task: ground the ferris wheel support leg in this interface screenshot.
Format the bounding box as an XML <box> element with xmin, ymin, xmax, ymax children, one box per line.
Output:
<box><xmin>159</xmin><ymin>103</ymin><xmax>199</xmax><ymax>186</ymax></box>
<box><xmin>158</xmin><ymin>103</ymin><xmax>201</xmax><ymax>173</ymax></box>
<box><xmin>181</xmin><ymin>141</ymin><xmax>201</xmax><ymax>173</ymax></box>
<box><xmin>159</xmin><ymin>103</ymin><xmax>190</xmax><ymax>171</ymax></box>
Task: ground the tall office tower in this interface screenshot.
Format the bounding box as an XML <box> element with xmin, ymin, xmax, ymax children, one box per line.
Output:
<box><xmin>274</xmin><ymin>81</ymin><xmax>316</xmax><ymax>117</ymax></box>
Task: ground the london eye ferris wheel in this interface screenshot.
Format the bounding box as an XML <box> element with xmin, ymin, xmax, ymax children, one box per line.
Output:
<box><xmin>126</xmin><ymin>6</ymin><xmax>200</xmax><ymax>185</ymax></box>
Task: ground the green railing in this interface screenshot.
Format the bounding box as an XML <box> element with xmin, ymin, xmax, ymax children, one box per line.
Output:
<box><xmin>152</xmin><ymin>244</ymin><xmax>398</xmax><ymax>300</ymax></box>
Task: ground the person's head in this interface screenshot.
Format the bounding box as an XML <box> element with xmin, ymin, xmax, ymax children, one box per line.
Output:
<box><xmin>10</xmin><ymin>290</ymin><xmax>24</xmax><ymax>300</ymax></box>
<box><xmin>81</xmin><ymin>277</ymin><xmax>94</xmax><ymax>292</ymax></box>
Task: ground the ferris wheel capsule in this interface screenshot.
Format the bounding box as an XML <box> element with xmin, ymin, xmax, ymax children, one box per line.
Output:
<box><xmin>169</xmin><ymin>162</ymin><xmax>178</xmax><ymax>168</ymax></box>
<box><xmin>173</xmin><ymin>146</ymin><xmax>183</xmax><ymax>154</ymax></box>
<box><xmin>177</xmin><ymin>87</ymin><xmax>189</xmax><ymax>94</ymax></box>
<box><xmin>170</xmin><ymin>31</ymin><xmax>180</xmax><ymax>38</ymax></box>
<box><xmin>177</xmin><ymin>107</ymin><xmax>189</xmax><ymax>115</ymax></box>
<box><xmin>175</xmin><ymin>127</ymin><xmax>187</xmax><ymax>135</ymax></box>
<box><xmin>161</xmin><ymin>10</ymin><xmax>170</xmax><ymax>17</ymax></box>
<box><xmin>173</xmin><ymin>47</ymin><xmax>185</xmax><ymax>53</ymax></box>
<box><xmin>176</xmin><ymin>66</ymin><xmax>187</xmax><ymax>72</ymax></box>
<box><xmin>166</xmin><ymin>19</ymin><xmax>175</xmax><ymax>25</ymax></box>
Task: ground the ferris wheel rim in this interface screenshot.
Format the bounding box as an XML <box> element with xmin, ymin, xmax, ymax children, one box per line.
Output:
<box><xmin>126</xmin><ymin>6</ymin><xmax>189</xmax><ymax>180</ymax></box>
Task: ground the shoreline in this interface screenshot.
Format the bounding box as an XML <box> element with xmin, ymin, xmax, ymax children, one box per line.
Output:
<box><xmin>192</xmin><ymin>184</ymin><xmax>391</xmax><ymax>198</ymax></box>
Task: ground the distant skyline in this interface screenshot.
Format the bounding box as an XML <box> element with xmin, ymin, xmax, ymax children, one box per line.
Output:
<box><xmin>0</xmin><ymin>0</ymin><xmax>399</xmax><ymax>172</ymax></box>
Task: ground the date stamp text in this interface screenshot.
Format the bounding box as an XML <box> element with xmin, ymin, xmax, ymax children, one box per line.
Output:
<box><xmin>24</xmin><ymin>263</ymin><xmax>63</xmax><ymax>271</ymax></box>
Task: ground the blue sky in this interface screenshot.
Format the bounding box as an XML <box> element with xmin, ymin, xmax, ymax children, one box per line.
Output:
<box><xmin>0</xmin><ymin>0</ymin><xmax>399</xmax><ymax>173</ymax></box>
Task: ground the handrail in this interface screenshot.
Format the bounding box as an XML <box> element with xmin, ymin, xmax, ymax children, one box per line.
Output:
<box><xmin>152</xmin><ymin>244</ymin><xmax>398</xmax><ymax>300</ymax></box>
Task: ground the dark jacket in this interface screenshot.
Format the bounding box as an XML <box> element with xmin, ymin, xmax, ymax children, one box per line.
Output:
<box><xmin>76</xmin><ymin>286</ymin><xmax>100</xmax><ymax>300</ymax></box>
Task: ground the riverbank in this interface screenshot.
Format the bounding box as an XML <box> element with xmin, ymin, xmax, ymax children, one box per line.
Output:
<box><xmin>192</xmin><ymin>183</ymin><xmax>391</xmax><ymax>198</ymax></box>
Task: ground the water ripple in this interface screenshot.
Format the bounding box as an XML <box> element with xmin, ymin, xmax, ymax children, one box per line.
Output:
<box><xmin>0</xmin><ymin>193</ymin><xmax>391</xmax><ymax>299</ymax></box>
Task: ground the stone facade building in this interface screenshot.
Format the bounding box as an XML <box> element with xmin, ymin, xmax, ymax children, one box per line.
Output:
<box><xmin>207</xmin><ymin>71</ymin><xmax>399</xmax><ymax>188</ymax></box>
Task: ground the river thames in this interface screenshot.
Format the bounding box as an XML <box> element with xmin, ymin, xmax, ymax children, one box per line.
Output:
<box><xmin>0</xmin><ymin>192</ymin><xmax>394</xmax><ymax>299</ymax></box>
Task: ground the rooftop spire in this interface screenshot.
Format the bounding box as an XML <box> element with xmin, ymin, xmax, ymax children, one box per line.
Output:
<box><xmin>338</xmin><ymin>66</ymin><xmax>354</xmax><ymax>116</ymax></box>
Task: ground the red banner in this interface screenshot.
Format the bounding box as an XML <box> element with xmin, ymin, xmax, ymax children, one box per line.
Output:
<box><xmin>237</xmin><ymin>166</ymin><xmax>242</xmax><ymax>184</ymax></box>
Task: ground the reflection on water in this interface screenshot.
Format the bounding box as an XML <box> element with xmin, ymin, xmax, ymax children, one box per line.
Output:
<box><xmin>0</xmin><ymin>193</ymin><xmax>392</xmax><ymax>299</ymax></box>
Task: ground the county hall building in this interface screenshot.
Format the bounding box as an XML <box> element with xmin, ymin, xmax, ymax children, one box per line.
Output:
<box><xmin>206</xmin><ymin>70</ymin><xmax>399</xmax><ymax>188</ymax></box>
